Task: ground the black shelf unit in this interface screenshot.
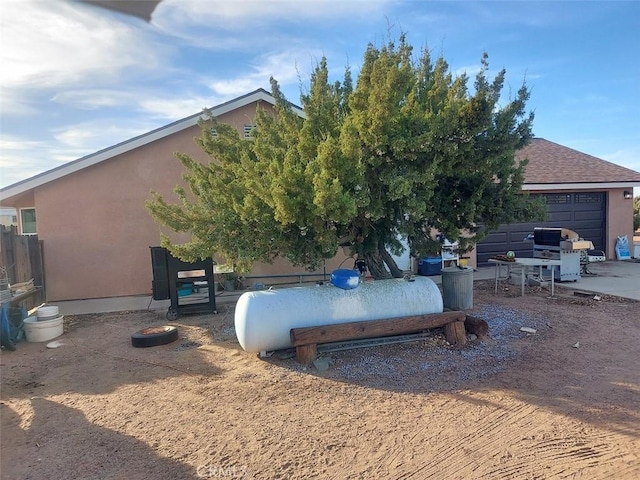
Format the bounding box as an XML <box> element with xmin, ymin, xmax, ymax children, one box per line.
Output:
<box><xmin>150</xmin><ymin>247</ymin><xmax>217</xmax><ymax>320</ymax></box>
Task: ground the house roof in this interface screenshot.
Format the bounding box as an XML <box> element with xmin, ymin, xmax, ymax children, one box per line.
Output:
<box><xmin>1</xmin><ymin>88</ymin><xmax>304</xmax><ymax>202</ymax></box>
<box><xmin>517</xmin><ymin>138</ymin><xmax>640</xmax><ymax>190</ymax></box>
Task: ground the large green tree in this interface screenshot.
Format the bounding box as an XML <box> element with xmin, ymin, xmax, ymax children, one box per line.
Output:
<box><xmin>147</xmin><ymin>35</ymin><xmax>542</xmax><ymax>279</ymax></box>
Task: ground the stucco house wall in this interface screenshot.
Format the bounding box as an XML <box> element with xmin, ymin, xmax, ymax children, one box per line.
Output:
<box><xmin>607</xmin><ymin>188</ymin><xmax>636</xmax><ymax>256</ymax></box>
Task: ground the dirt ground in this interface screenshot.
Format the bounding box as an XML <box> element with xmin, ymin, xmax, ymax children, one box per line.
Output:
<box><xmin>1</xmin><ymin>279</ymin><xmax>639</xmax><ymax>479</ymax></box>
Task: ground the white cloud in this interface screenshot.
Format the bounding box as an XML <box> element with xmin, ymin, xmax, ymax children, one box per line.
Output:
<box><xmin>0</xmin><ymin>89</ymin><xmax>39</xmax><ymax>117</ymax></box>
<box><xmin>139</xmin><ymin>96</ymin><xmax>220</xmax><ymax>121</ymax></box>
<box><xmin>51</xmin><ymin>89</ymin><xmax>134</xmax><ymax>109</ymax></box>
<box><xmin>0</xmin><ymin>136</ymin><xmax>57</xmax><ymax>187</ymax></box>
<box><xmin>158</xmin><ymin>0</ymin><xmax>395</xmax><ymax>27</ymax></box>
<box><xmin>152</xmin><ymin>0</ymin><xmax>396</xmax><ymax>53</ymax></box>
<box><xmin>0</xmin><ymin>137</ymin><xmax>45</xmax><ymax>156</ymax></box>
<box><xmin>208</xmin><ymin>49</ymin><xmax>308</xmax><ymax>97</ymax></box>
<box><xmin>208</xmin><ymin>78</ymin><xmax>264</xmax><ymax>98</ymax></box>
<box><xmin>53</xmin><ymin>126</ymin><xmax>104</xmax><ymax>150</ymax></box>
<box><xmin>0</xmin><ymin>0</ymin><xmax>164</xmax><ymax>89</ymax></box>
<box><xmin>51</xmin><ymin>120</ymin><xmax>157</xmax><ymax>152</ymax></box>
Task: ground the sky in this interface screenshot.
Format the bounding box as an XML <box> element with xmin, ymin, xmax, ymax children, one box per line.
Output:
<box><xmin>1</xmin><ymin>0</ymin><xmax>639</xmax><ymax>194</ymax></box>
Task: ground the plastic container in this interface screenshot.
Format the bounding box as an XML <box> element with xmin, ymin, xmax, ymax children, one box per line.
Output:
<box><xmin>37</xmin><ymin>305</ymin><xmax>59</xmax><ymax>320</ymax></box>
<box><xmin>418</xmin><ymin>257</ymin><xmax>442</xmax><ymax>276</ymax></box>
<box><xmin>441</xmin><ymin>266</ymin><xmax>474</xmax><ymax>310</ymax></box>
<box><xmin>23</xmin><ymin>315</ymin><xmax>64</xmax><ymax>342</ymax></box>
<box><xmin>177</xmin><ymin>284</ymin><xmax>193</xmax><ymax>297</ymax></box>
<box><xmin>330</xmin><ymin>269</ymin><xmax>361</xmax><ymax>290</ymax></box>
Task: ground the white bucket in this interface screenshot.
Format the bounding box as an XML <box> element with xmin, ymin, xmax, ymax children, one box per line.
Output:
<box><xmin>37</xmin><ymin>305</ymin><xmax>59</xmax><ymax>320</ymax></box>
<box><xmin>24</xmin><ymin>315</ymin><xmax>64</xmax><ymax>342</ymax></box>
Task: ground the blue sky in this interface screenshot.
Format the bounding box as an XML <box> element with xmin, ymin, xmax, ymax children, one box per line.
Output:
<box><xmin>1</xmin><ymin>0</ymin><xmax>639</xmax><ymax>193</ymax></box>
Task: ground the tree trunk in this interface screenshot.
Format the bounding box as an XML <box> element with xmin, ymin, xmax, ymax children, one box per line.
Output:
<box><xmin>380</xmin><ymin>246</ymin><xmax>404</xmax><ymax>278</ymax></box>
<box><xmin>363</xmin><ymin>249</ymin><xmax>392</xmax><ymax>279</ymax></box>
<box><xmin>362</xmin><ymin>246</ymin><xmax>404</xmax><ymax>280</ymax></box>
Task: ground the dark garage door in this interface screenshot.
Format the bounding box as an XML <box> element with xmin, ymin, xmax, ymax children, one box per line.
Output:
<box><xmin>476</xmin><ymin>192</ymin><xmax>606</xmax><ymax>266</ymax></box>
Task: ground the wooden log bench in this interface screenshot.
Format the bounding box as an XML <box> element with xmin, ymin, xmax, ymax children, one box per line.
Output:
<box><xmin>290</xmin><ymin>311</ymin><xmax>469</xmax><ymax>365</ymax></box>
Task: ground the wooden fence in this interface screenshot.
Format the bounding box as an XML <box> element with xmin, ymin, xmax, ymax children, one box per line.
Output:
<box><xmin>0</xmin><ymin>225</ymin><xmax>45</xmax><ymax>309</ymax></box>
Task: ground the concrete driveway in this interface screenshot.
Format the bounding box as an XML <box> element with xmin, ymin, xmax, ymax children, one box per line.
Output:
<box><xmin>556</xmin><ymin>259</ymin><xmax>640</xmax><ymax>301</ymax></box>
<box><xmin>472</xmin><ymin>260</ymin><xmax>640</xmax><ymax>301</ymax></box>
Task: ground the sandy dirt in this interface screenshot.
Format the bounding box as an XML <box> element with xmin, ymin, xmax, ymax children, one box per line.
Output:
<box><xmin>1</xmin><ymin>279</ymin><xmax>639</xmax><ymax>479</ymax></box>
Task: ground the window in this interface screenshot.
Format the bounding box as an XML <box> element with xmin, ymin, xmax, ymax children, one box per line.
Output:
<box><xmin>20</xmin><ymin>208</ymin><xmax>37</xmax><ymax>235</ymax></box>
<box><xmin>544</xmin><ymin>194</ymin><xmax>570</xmax><ymax>204</ymax></box>
<box><xmin>575</xmin><ymin>193</ymin><xmax>601</xmax><ymax>204</ymax></box>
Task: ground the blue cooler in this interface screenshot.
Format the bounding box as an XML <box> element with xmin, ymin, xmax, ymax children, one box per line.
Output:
<box><xmin>418</xmin><ymin>257</ymin><xmax>442</xmax><ymax>276</ymax></box>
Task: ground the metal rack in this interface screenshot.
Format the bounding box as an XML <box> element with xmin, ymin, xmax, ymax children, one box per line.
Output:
<box><xmin>440</xmin><ymin>239</ymin><xmax>459</xmax><ymax>268</ymax></box>
<box><xmin>150</xmin><ymin>247</ymin><xmax>217</xmax><ymax>320</ymax></box>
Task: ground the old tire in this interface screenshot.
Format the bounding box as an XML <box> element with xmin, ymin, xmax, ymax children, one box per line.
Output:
<box><xmin>131</xmin><ymin>326</ymin><xmax>178</xmax><ymax>348</ymax></box>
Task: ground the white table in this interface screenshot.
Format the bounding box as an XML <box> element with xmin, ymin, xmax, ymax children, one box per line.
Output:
<box><xmin>489</xmin><ymin>258</ymin><xmax>562</xmax><ymax>296</ymax></box>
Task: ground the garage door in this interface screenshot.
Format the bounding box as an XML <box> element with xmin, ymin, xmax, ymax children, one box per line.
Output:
<box><xmin>476</xmin><ymin>192</ymin><xmax>606</xmax><ymax>266</ymax></box>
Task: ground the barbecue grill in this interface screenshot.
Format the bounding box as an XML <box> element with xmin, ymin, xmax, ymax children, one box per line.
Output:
<box><xmin>532</xmin><ymin>228</ymin><xmax>594</xmax><ymax>281</ymax></box>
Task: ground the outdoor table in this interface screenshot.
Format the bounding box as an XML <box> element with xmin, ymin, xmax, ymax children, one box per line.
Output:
<box><xmin>488</xmin><ymin>258</ymin><xmax>562</xmax><ymax>297</ymax></box>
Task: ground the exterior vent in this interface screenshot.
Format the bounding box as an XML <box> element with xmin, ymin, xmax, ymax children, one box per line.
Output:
<box><xmin>243</xmin><ymin>124</ymin><xmax>256</xmax><ymax>139</ymax></box>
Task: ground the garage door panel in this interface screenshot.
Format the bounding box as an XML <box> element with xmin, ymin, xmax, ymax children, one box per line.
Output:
<box><xmin>507</xmin><ymin>228</ymin><xmax>534</xmax><ymax>241</ymax></box>
<box><xmin>481</xmin><ymin>232</ymin><xmax>508</xmax><ymax>244</ymax></box>
<box><xmin>476</xmin><ymin>192</ymin><xmax>605</xmax><ymax>265</ymax></box>
<box><xmin>547</xmin><ymin>211</ymin><xmax>573</xmax><ymax>222</ymax></box>
<box><xmin>576</xmin><ymin>227</ymin><xmax>601</xmax><ymax>240</ymax></box>
<box><xmin>574</xmin><ymin>211</ymin><xmax>603</xmax><ymax>221</ymax></box>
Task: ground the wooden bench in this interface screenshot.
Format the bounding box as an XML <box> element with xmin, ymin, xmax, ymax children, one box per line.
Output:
<box><xmin>290</xmin><ymin>311</ymin><xmax>470</xmax><ymax>364</ymax></box>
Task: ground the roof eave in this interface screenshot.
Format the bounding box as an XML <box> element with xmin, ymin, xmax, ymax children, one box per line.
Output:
<box><xmin>523</xmin><ymin>181</ymin><xmax>640</xmax><ymax>191</ymax></box>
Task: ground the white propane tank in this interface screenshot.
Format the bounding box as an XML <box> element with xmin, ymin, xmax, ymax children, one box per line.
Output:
<box><xmin>234</xmin><ymin>276</ymin><xmax>443</xmax><ymax>353</ymax></box>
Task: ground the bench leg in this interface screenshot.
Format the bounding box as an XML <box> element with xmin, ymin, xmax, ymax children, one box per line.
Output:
<box><xmin>444</xmin><ymin>320</ymin><xmax>467</xmax><ymax>346</ymax></box>
<box><xmin>296</xmin><ymin>344</ymin><xmax>318</xmax><ymax>365</ymax></box>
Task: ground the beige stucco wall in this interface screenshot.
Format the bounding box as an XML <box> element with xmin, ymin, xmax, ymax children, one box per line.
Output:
<box><xmin>606</xmin><ymin>188</ymin><xmax>636</xmax><ymax>258</ymax></box>
<box><xmin>34</xmin><ymin>128</ymin><xmax>198</xmax><ymax>300</ymax></box>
